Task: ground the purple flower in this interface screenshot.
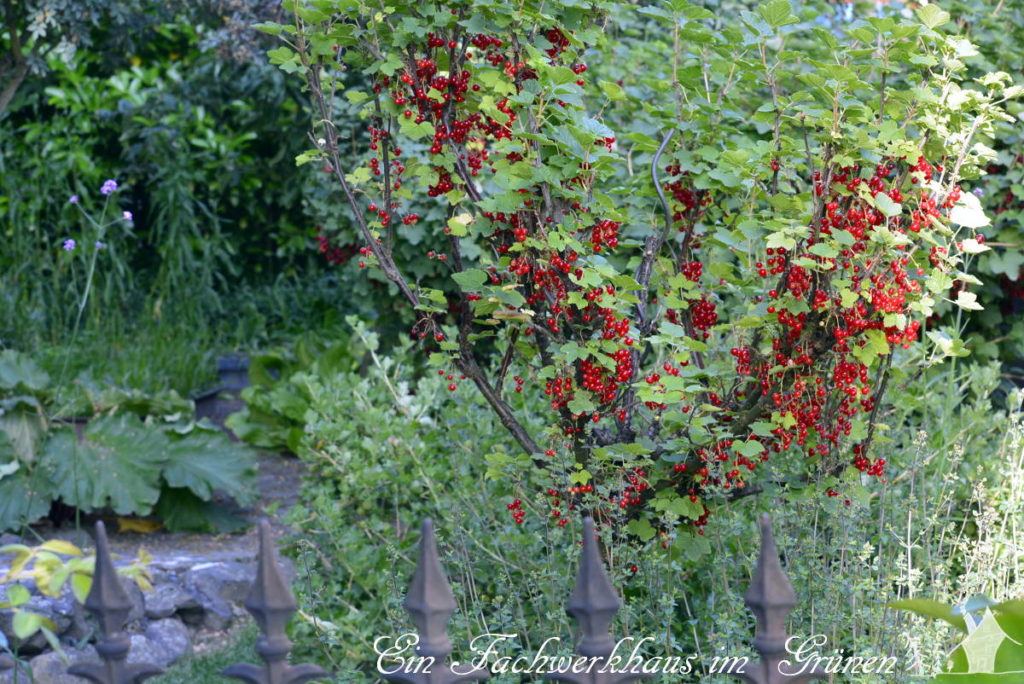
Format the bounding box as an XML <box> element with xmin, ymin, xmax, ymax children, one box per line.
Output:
<box><xmin>100</xmin><ymin>179</ymin><xmax>118</xmax><ymax>195</ymax></box>
<box><xmin>973</xmin><ymin>187</ymin><xmax>984</xmax><ymax>198</ymax></box>
<box><xmin>95</xmin><ymin>241</ymin><xmax>106</xmax><ymax>249</ymax></box>
<box><xmin>122</xmin><ymin>211</ymin><xmax>133</xmax><ymax>221</ymax></box>
<box><xmin>62</xmin><ymin>239</ymin><xmax>76</xmax><ymax>251</ymax></box>
<box><xmin>69</xmin><ymin>195</ymin><xmax>79</xmax><ymax>204</ymax></box>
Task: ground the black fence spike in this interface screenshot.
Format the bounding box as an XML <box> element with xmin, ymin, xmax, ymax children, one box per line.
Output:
<box><xmin>67</xmin><ymin>521</ymin><xmax>164</xmax><ymax>684</ymax></box>
<box><xmin>381</xmin><ymin>518</ymin><xmax>488</xmax><ymax>684</ymax></box>
<box><xmin>735</xmin><ymin>515</ymin><xmax>826</xmax><ymax>684</ymax></box>
<box><xmin>546</xmin><ymin>517</ymin><xmax>653</xmax><ymax>684</ymax></box>
<box><xmin>223</xmin><ymin>519</ymin><xmax>327</xmax><ymax>684</ymax></box>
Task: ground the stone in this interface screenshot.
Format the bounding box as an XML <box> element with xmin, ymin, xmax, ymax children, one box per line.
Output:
<box><xmin>141</xmin><ymin>618</ymin><xmax>192</xmax><ymax>666</ymax></box>
<box><xmin>0</xmin><ymin>644</ymin><xmax>98</xmax><ymax>684</ymax></box>
<box><xmin>185</xmin><ymin>561</ymin><xmax>255</xmax><ymax>604</ymax></box>
<box><xmin>184</xmin><ymin>561</ymin><xmax>256</xmax><ymax>630</ymax></box>
<box><xmin>122</xmin><ymin>578</ymin><xmax>147</xmax><ymax>629</ymax></box>
<box><xmin>122</xmin><ymin>619</ymin><xmax>192</xmax><ymax>670</ymax></box>
<box><xmin>144</xmin><ymin>582</ymin><xmax>200</xmax><ymax>620</ymax></box>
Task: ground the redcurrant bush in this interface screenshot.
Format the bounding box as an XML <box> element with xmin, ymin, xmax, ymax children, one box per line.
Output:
<box><xmin>261</xmin><ymin>0</ymin><xmax>1017</xmax><ymax>541</ymax></box>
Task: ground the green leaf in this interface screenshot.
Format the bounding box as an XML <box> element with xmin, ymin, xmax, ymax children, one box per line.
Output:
<box><xmin>0</xmin><ymin>465</ymin><xmax>54</xmax><ymax>531</ymax></box>
<box><xmin>874</xmin><ymin>193</ymin><xmax>902</xmax><ymax>217</ymax></box>
<box><xmin>446</xmin><ymin>212</ymin><xmax>473</xmax><ymax>236</ymax></box>
<box><xmin>916</xmin><ymin>3</ymin><xmax>951</xmax><ymax>29</ymax></box>
<box><xmin>955</xmin><ymin>290</ymin><xmax>984</xmax><ymax>311</ymax></box>
<box><xmin>161</xmin><ymin>422</ymin><xmax>257</xmax><ymax>505</ymax></box>
<box><xmin>42</xmin><ymin>416</ymin><xmax>167</xmax><ymax>516</ymax></box>
<box><xmin>70</xmin><ymin>574</ymin><xmax>91</xmax><ymax>604</ymax></box>
<box><xmin>599</xmin><ymin>80</ymin><xmax>626</xmax><ymax>101</ymax></box>
<box><xmin>567</xmin><ymin>394</ymin><xmax>596</xmax><ymax>414</ymax></box>
<box><xmin>888</xmin><ymin>598</ymin><xmax>967</xmax><ymax>632</ymax></box>
<box><xmin>758</xmin><ymin>0</ymin><xmax>798</xmax><ymax>28</ymax></box>
<box><xmin>452</xmin><ymin>269</ymin><xmax>487</xmax><ymax>291</ymax></box>
<box><xmin>808</xmin><ymin>243</ymin><xmax>838</xmax><ymax>258</ymax></box>
<box><xmin>12</xmin><ymin>611</ymin><xmax>44</xmax><ymax>640</ymax></box>
<box><xmin>949</xmin><ymin>192</ymin><xmax>991</xmax><ymax>228</ymax></box>
<box><xmin>0</xmin><ymin>351</ymin><xmax>50</xmax><ymax>393</ymax></box>
<box><xmin>0</xmin><ymin>398</ymin><xmax>46</xmax><ymax>464</ymax></box>
<box><xmin>6</xmin><ymin>584</ymin><xmax>30</xmax><ymax>607</ymax></box>
<box><xmin>154</xmin><ymin>486</ymin><xmax>249</xmax><ymax>534</ymax></box>
<box><xmin>625</xmin><ymin>517</ymin><xmax>656</xmax><ymax>541</ymax></box>
<box><xmin>734</xmin><ymin>439</ymin><xmax>764</xmax><ymax>458</ymax></box>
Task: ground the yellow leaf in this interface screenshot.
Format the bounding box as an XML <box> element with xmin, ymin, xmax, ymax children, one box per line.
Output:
<box><xmin>70</xmin><ymin>573</ymin><xmax>92</xmax><ymax>604</ymax></box>
<box><xmin>12</xmin><ymin>611</ymin><xmax>43</xmax><ymax>639</ymax></box>
<box><xmin>37</xmin><ymin>540</ymin><xmax>82</xmax><ymax>556</ymax></box>
<box><xmin>117</xmin><ymin>517</ymin><xmax>163</xmax><ymax>534</ymax></box>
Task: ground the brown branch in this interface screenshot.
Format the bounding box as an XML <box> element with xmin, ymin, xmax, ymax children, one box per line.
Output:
<box><xmin>299</xmin><ymin>30</ymin><xmax>541</xmax><ymax>459</ymax></box>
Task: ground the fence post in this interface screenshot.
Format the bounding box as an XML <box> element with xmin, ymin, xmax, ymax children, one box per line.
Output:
<box><xmin>67</xmin><ymin>521</ymin><xmax>164</xmax><ymax>684</ymax></box>
<box><xmin>222</xmin><ymin>519</ymin><xmax>327</xmax><ymax>684</ymax></box>
<box><xmin>736</xmin><ymin>514</ymin><xmax>825</xmax><ymax>684</ymax></box>
<box><xmin>381</xmin><ymin>518</ymin><xmax>488</xmax><ymax>684</ymax></box>
<box><xmin>545</xmin><ymin>516</ymin><xmax>653</xmax><ymax>684</ymax></box>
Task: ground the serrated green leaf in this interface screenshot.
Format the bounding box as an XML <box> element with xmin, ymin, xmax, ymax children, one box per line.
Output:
<box><xmin>162</xmin><ymin>424</ymin><xmax>257</xmax><ymax>505</ymax></box>
<box><xmin>759</xmin><ymin>0</ymin><xmax>798</xmax><ymax>28</ymax></box>
<box><xmin>916</xmin><ymin>4</ymin><xmax>950</xmax><ymax>29</ymax></box>
<box><xmin>452</xmin><ymin>269</ymin><xmax>487</xmax><ymax>291</ymax></box>
<box><xmin>0</xmin><ymin>465</ymin><xmax>54</xmax><ymax>531</ymax></box>
<box><xmin>42</xmin><ymin>416</ymin><xmax>167</xmax><ymax>516</ymax></box>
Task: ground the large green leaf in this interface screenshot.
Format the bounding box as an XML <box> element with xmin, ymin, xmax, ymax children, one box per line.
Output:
<box><xmin>162</xmin><ymin>421</ymin><xmax>257</xmax><ymax>505</ymax></box>
<box><xmin>889</xmin><ymin>598</ymin><xmax>968</xmax><ymax>632</ymax></box>
<box><xmin>0</xmin><ymin>351</ymin><xmax>50</xmax><ymax>394</ymax></box>
<box><xmin>0</xmin><ymin>396</ymin><xmax>48</xmax><ymax>464</ymax></box>
<box><xmin>42</xmin><ymin>416</ymin><xmax>167</xmax><ymax>516</ymax></box>
<box><xmin>0</xmin><ymin>465</ymin><xmax>55</xmax><ymax>532</ymax></box>
<box><xmin>154</xmin><ymin>486</ymin><xmax>249</xmax><ymax>534</ymax></box>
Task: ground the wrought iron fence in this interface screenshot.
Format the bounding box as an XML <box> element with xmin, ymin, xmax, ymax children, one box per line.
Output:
<box><xmin>0</xmin><ymin>515</ymin><xmax>820</xmax><ymax>683</ymax></box>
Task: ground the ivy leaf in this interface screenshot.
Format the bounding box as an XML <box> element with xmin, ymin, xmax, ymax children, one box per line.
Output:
<box><xmin>42</xmin><ymin>416</ymin><xmax>167</xmax><ymax>516</ymax></box>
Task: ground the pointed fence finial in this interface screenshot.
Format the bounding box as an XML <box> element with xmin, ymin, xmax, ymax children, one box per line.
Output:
<box><xmin>223</xmin><ymin>520</ymin><xmax>328</xmax><ymax>684</ymax></box>
<box><xmin>67</xmin><ymin>521</ymin><xmax>164</xmax><ymax>684</ymax></box>
<box><xmin>381</xmin><ymin>519</ymin><xmax>488</xmax><ymax>684</ymax></box>
<box><xmin>546</xmin><ymin>517</ymin><xmax>653</xmax><ymax>684</ymax></box>
<box><xmin>735</xmin><ymin>515</ymin><xmax>826</xmax><ymax>684</ymax></box>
